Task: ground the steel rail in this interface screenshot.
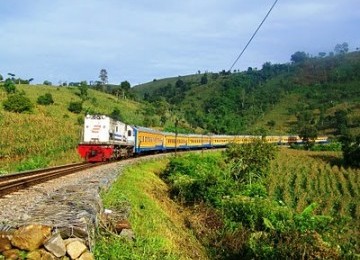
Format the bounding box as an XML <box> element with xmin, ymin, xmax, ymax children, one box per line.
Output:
<box><xmin>0</xmin><ymin>162</ymin><xmax>104</xmax><ymax>197</ymax></box>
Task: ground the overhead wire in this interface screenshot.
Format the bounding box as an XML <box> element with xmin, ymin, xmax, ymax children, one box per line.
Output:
<box><xmin>229</xmin><ymin>0</ymin><xmax>279</xmax><ymax>72</ymax></box>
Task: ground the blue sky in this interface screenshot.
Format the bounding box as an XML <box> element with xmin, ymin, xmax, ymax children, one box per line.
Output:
<box><xmin>0</xmin><ymin>0</ymin><xmax>359</xmax><ymax>86</ymax></box>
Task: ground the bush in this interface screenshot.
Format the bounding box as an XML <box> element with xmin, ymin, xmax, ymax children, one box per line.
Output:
<box><xmin>37</xmin><ymin>93</ymin><xmax>54</xmax><ymax>105</ymax></box>
<box><xmin>162</xmin><ymin>153</ymin><xmax>234</xmax><ymax>206</ymax></box>
<box><xmin>3</xmin><ymin>78</ymin><xmax>16</xmax><ymax>94</ymax></box>
<box><xmin>3</xmin><ymin>94</ymin><xmax>33</xmax><ymax>113</ymax></box>
<box><xmin>16</xmin><ymin>156</ymin><xmax>49</xmax><ymax>171</ymax></box>
<box><xmin>68</xmin><ymin>101</ymin><xmax>82</xmax><ymax>113</ymax></box>
<box><xmin>223</xmin><ymin>141</ymin><xmax>277</xmax><ymax>183</ymax></box>
<box><xmin>162</xmin><ymin>152</ymin><xmax>341</xmax><ymax>259</ymax></box>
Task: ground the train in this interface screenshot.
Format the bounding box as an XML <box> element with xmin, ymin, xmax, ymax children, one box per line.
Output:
<box><xmin>77</xmin><ymin>115</ymin><xmax>329</xmax><ymax>162</ymax></box>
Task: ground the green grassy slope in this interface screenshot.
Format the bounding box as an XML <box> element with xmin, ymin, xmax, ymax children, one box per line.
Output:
<box><xmin>0</xmin><ymin>84</ymin><xmax>144</xmax><ymax>172</ymax></box>
<box><xmin>131</xmin><ymin>51</ymin><xmax>360</xmax><ymax>136</ymax></box>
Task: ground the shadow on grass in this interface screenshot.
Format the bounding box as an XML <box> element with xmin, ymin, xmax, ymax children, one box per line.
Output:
<box><xmin>309</xmin><ymin>154</ymin><xmax>343</xmax><ymax>167</ymax></box>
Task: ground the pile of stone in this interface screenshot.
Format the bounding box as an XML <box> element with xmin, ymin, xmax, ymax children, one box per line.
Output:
<box><xmin>0</xmin><ymin>224</ymin><xmax>94</xmax><ymax>260</ymax></box>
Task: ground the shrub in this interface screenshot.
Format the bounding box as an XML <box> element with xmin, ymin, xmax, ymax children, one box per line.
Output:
<box><xmin>3</xmin><ymin>94</ymin><xmax>33</xmax><ymax>113</ymax></box>
<box><xmin>162</xmin><ymin>153</ymin><xmax>233</xmax><ymax>206</ymax></box>
<box><xmin>68</xmin><ymin>101</ymin><xmax>82</xmax><ymax>113</ymax></box>
<box><xmin>341</xmin><ymin>135</ymin><xmax>360</xmax><ymax>167</ymax></box>
<box><xmin>3</xmin><ymin>78</ymin><xmax>16</xmax><ymax>94</ymax></box>
<box><xmin>37</xmin><ymin>93</ymin><xmax>54</xmax><ymax>105</ymax></box>
<box><xmin>223</xmin><ymin>141</ymin><xmax>277</xmax><ymax>183</ymax></box>
<box><xmin>16</xmin><ymin>156</ymin><xmax>49</xmax><ymax>171</ymax></box>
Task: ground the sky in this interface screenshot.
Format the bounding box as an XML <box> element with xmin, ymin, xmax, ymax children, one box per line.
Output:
<box><xmin>0</xmin><ymin>0</ymin><xmax>359</xmax><ymax>86</ymax></box>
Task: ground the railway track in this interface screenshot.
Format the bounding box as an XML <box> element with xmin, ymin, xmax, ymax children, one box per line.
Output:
<box><xmin>0</xmin><ymin>162</ymin><xmax>104</xmax><ymax>197</ymax></box>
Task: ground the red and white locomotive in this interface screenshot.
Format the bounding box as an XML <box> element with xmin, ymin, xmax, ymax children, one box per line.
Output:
<box><xmin>77</xmin><ymin>115</ymin><xmax>135</xmax><ymax>162</ymax></box>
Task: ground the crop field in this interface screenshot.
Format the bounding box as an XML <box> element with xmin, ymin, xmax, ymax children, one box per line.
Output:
<box><xmin>268</xmin><ymin>148</ymin><xmax>359</xmax><ymax>220</ymax></box>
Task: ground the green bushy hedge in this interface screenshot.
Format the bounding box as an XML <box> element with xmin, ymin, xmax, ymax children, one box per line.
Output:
<box><xmin>161</xmin><ymin>144</ymin><xmax>342</xmax><ymax>259</ymax></box>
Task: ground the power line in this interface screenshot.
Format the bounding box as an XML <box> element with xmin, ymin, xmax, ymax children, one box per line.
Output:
<box><xmin>229</xmin><ymin>0</ymin><xmax>279</xmax><ymax>71</ymax></box>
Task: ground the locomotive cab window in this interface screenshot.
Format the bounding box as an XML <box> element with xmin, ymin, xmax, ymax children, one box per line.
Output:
<box><xmin>128</xmin><ymin>130</ymin><xmax>132</xmax><ymax>136</ymax></box>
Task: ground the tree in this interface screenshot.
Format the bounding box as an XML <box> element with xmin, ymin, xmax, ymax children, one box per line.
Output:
<box><xmin>119</xmin><ymin>80</ymin><xmax>131</xmax><ymax>99</ymax></box>
<box><xmin>290</xmin><ymin>51</ymin><xmax>308</xmax><ymax>63</ymax></box>
<box><xmin>0</xmin><ymin>74</ymin><xmax>3</xmax><ymax>81</ymax></box>
<box><xmin>68</xmin><ymin>101</ymin><xmax>82</xmax><ymax>113</ymax></box>
<box><xmin>110</xmin><ymin>107</ymin><xmax>123</xmax><ymax>121</ymax></box>
<box><xmin>78</xmin><ymin>81</ymin><xmax>88</xmax><ymax>100</ymax></box>
<box><xmin>341</xmin><ymin>135</ymin><xmax>360</xmax><ymax>167</ymax></box>
<box><xmin>99</xmin><ymin>69</ymin><xmax>108</xmax><ymax>92</ymax></box>
<box><xmin>3</xmin><ymin>78</ymin><xmax>16</xmax><ymax>94</ymax></box>
<box><xmin>334</xmin><ymin>42</ymin><xmax>349</xmax><ymax>55</ymax></box>
<box><xmin>318</xmin><ymin>52</ymin><xmax>326</xmax><ymax>58</ymax></box>
<box><xmin>3</xmin><ymin>93</ymin><xmax>33</xmax><ymax>113</ymax></box>
<box><xmin>43</xmin><ymin>80</ymin><xmax>52</xmax><ymax>86</ymax></box>
<box><xmin>37</xmin><ymin>93</ymin><xmax>54</xmax><ymax>105</ymax></box>
<box><xmin>200</xmin><ymin>73</ymin><xmax>208</xmax><ymax>85</ymax></box>
<box><xmin>299</xmin><ymin>125</ymin><xmax>318</xmax><ymax>150</ymax></box>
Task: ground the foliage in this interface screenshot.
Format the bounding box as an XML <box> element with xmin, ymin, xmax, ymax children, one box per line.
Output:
<box><xmin>109</xmin><ymin>107</ymin><xmax>123</xmax><ymax>121</ymax></box>
<box><xmin>78</xmin><ymin>82</ymin><xmax>88</xmax><ymax>100</ymax></box>
<box><xmin>311</xmin><ymin>142</ymin><xmax>342</xmax><ymax>151</ymax></box>
<box><xmin>334</xmin><ymin>42</ymin><xmax>349</xmax><ymax>55</ymax></box>
<box><xmin>223</xmin><ymin>141</ymin><xmax>277</xmax><ymax>183</ymax></box>
<box><xmin>161</xmin><ymin>150</ymin><xmax>347</xmax><ymax>259</ymax></box>
<box><xmin>161</xmin><ymin>153</ymin><xmax>231</xmax><ymax>206</ymax></box>
<box><xmin>43</xmin><ymin>80</ymin><xmax>52</xmax><ymax>86</ymax></box>
<box><xmin>37</xmin><ymin>93</ymin><xmax>54</xmax><ymax>105</ymax></box>
<box><xmin>341</xmin><ymin>134</ymin><xmax>360</xmax><ymax>167</ymax></box>
<box><xmin>3</xmin><ymin>78</ymin><xmax>16</xmax><ymax>94</ymax></box>
<box><xmin>67</xmin><ymin>101</ymin><xmax>82</xmax><ymax>113</ymax></box>
<box><xmin>291</xmin><ymin>51</ymin><xmax>308</xmax><ymax>63</ymax></box>
<box><xmin>99</xmin><ymin>69</ymin><xmax>108</xmax><ymax>92</ymax></box>
<box><xmin>3</xmin><ymin>93</ymin><xmax>33</xmax><ymax>113</ymax></box>
<box><xmin>299</xmin><ymin>125</ymin><xmax>318</xmax><ymax>150</ymax></box>
<box><xmin>132</xmin><ymin>50</ymin><xmax>360</xmax><ymax>136</ymax></box>
<box><xmin>16</xmin><ymin>155</ymin><xmax>49</xmax><ymax>172</ymax></box>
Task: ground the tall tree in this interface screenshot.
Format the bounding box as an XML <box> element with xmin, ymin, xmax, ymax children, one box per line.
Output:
<box><xmin>290</xmin><ymin>51</ymin><xmax>308</xmax><ymax>63</ymax></box>
<box><xmin>334</xmin><ymin>42</ymin><xmax>349</xmax><ymax>55</ymax></box>
<box><xmin>99</xmin><ymin>69</ymin><xmax>108</xmax><ymax>92</ymax></box>
<box><xmin>78</xmin><ymin>81</ymin><xmax>88</xmax><ymax>100</ymax></box>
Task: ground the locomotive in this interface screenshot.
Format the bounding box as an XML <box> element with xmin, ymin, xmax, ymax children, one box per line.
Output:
<box><xmin>77</xmin><ymin>115</ymin><xmax>328</xmax><ymax>162</ymax></box>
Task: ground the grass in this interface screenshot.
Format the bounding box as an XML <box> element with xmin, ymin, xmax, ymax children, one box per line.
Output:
<box><xmin>0</xmin><ymin>84</ymin><xmax>144</xmax><ymax>172</ymax></box>
<box><xmin>94</xmin><ymin>158</ymin><xmax>208</xmax><ymax>260</ymax></box>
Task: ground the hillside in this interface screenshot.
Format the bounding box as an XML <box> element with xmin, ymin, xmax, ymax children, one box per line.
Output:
<box><xmin>1</xmin><ymin>51</ymin><xmax>360</xmax><ymax>171</ymax></box>
<box><xmin>0</xmin><ymin>84</ymin><xmax>145</xmax><ymax>172</ymax></box>
<box><xmin>131</xmin><ymin>51</ymin><xmax>360</xmax><ymax>136</ymax></box>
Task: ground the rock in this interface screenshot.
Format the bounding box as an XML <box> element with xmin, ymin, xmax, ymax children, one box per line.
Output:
<box><xmin>66</xmin><ymin>240</ymin><xmax>87</xmax><ymax>259</ymax></box>
<box><xmin>1</xmin><ymin>249</ymin><xmax>20</xmax><ymax>260</ymax></box>
<box><xmin>78</xmin><ymin>251</ymin><xmax>95</xmax><ymax>260</ymax></box>
<box><xmin>59</xmin><ymin>227</ymin><xmax>89</xmax><ymax>240</ymax></box>
<box><xmin>26</xmin><ymin>250</ymin><xmax>42</xmax><ymax>260</ymax></box>
<box><xmin>10</xmin><ymin>224</ymin><xmax>51</xmax><ymax>251</ymax></box>
<box><xmin>44</xmin><ymin>233</ymin><xmax>66</xmax><ymax>257</ymax></box>
<box><xmin>38</xmin><ymin>248</ymin><xmax>57</xmax><ymax>260</ymax></box>
<box><xmin>114</xmin><ymin>219</ymin><xmax>131</xmax><ymax>233</ymax></box>
<box><xmin>0</xmin><ymin>236</ymin><xmax>12</xmax><ymax>252</ymax></box>
<box><xmin>120</xmin><ymin>228</ymin><xmax>135</xmax><ymax>241</ymax></box>
<box><xmin>63</xmin><ymin>237</ymin><xmax>86</xmax><ymax>246</ymax></box>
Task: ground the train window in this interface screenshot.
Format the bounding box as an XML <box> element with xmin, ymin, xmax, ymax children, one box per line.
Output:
<box><xmin>128</xmin><ymin>130</ymin><xmax>132</xmax><ymax>136</ymax></box>
<box><xmin>116</xmin><ymin>126</ymin><xmax>118</xmax><ymax>132</ymax></box>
